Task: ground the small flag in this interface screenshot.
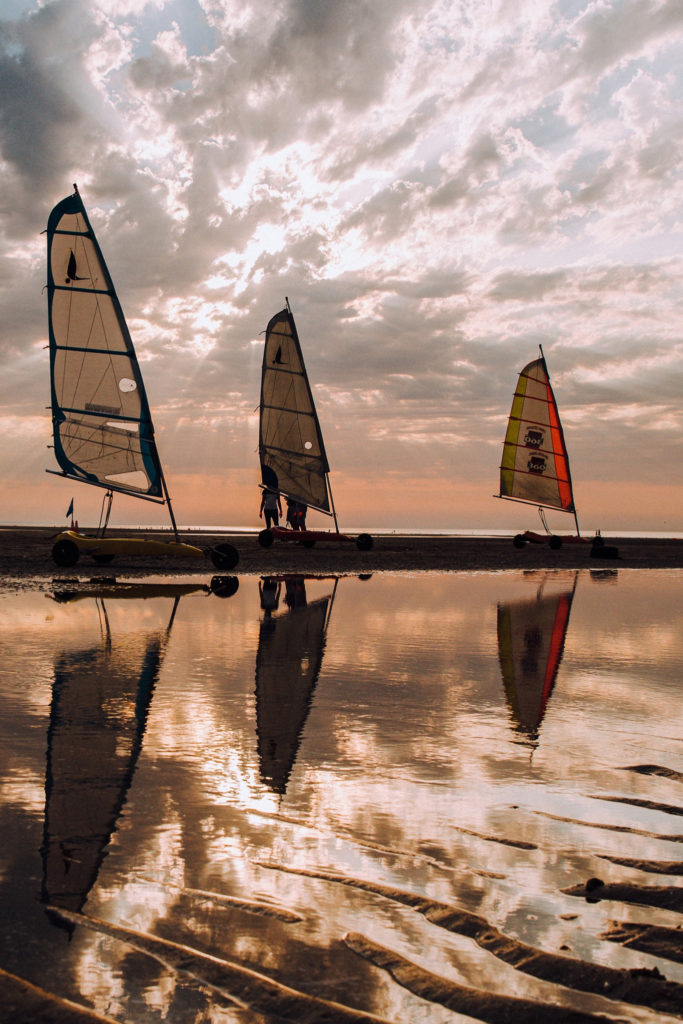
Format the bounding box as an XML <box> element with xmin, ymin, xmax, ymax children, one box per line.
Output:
<box><xmin>66</xmin><ymin>498</ymin><xmax>74</xmax><ymax>519</ymax></box>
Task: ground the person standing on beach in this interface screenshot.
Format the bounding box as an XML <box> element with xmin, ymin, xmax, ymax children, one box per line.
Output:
<box><xmin>259</xmin><ymin>488</ymin><xmax>282</xmax><ymax>529</ymax></box>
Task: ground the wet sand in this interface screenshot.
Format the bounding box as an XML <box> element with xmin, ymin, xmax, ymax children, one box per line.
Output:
<box><xmin>1</xmin><ymin>527</ymin><xmax>682</xmax><ymax>1022</ymax></box>
<box><xmin>0</xmin><ymin>526</ymin><xmax>681</xmax><ymax>585</ymax></box>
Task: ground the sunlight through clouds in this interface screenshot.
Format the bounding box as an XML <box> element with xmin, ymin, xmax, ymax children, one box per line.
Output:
<box><xmin>0</xmin><ymin>0</ymin><xmax>680</xmax><ymax>530</ymax></box>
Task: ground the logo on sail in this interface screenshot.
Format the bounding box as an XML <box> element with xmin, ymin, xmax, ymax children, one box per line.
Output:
<box><xmin>65</xmin><ymin>250</ymin><xmax>89</xmax><ymax>285</ymax></box>
<box><xmin>528</xmin><ymin>454</ymin><xmax>547</xmax><ymax>474</ymax></box>
<box><xmin>524</xmin><ymin>427</ymin><xmax>545</xmax><ymax>449</ymax></box>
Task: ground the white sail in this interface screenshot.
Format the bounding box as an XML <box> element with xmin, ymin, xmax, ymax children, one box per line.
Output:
<box><xmin>46</xmin><ymin>188</ymin><xmax>164</xmax><ymax>501</ymax></box>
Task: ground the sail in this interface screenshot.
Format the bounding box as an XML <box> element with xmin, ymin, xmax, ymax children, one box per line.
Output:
<box><xmin>42</xmin><ymin>617</ymin><xmax>167</xmax><ymax>918</ymax></box>
<box><xmin>497</xmin><ymin>573</ymin><xmax>577</xmax><ymax>743</ymax></box>
<box><xmin>499</xmin><ymin>354</ymin><xmax>575</xmax><ymax>514</ymax></box>
<box><xmin>259</xmin><ymin>306</ymin><xmax>331</xmax><ymax>514</ymax></box>
<box><xmin>46</xmin><ymin>189</ymin><xmax>164</xmax><ymax>501</ymax></box>
<box><xmin>255</xmin><ymin>579</ymin><xmax>333</xmax><ymax>793</ymax></box>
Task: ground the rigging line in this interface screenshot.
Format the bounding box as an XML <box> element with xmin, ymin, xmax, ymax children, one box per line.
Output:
<box><xmin>78</xmin><ymin>215</ymin><xmax>102</xmax><ymax>290</ymax></box>
<box><xmin>55</xmin><ymin>235</ymin><xmax>108</xmax><ymax>406</ymax></box>
<box><xmin>74</xmin><ymin>218</ymin><xmax>126</xmax><ymax>398</ymax></box>
<box><xmin>66</xmin><ymin>443</ymin><xmax>145</xmax><ymax>466</ymax></box>
<box><xmin>58</xmin><ymin>290</ymin><xmax>72</xmax><ymax>404</ymax></box>
<box><xmin>65</xmin><ymin>298</ymin><xmax>107</xmax><ymax>409</ymax></box>
<box><xmin>61</xmin><ymin>435</ymin><xmax>145</xmax><ymax>462</ymax></box>
<box><xmin>265</xmin><ymin>364</ymin><xmax>305</xmax><ymax>377</ymax></box>
<box><xmin>505</xmin><ymin>442</ymin><xmax>566</xmax><ymax>459</ymax></box>
<box><xmin>61</xmin><ymin>416</ymin><xmax>143</xmax><ymax>448</ymax></box>
<box><xmin>506</xmin><ymin>412</ymin><xmax>563</xmax><ymax>428</ymax></box>
<box><xmin>263</xmin><ymin>437</ymin><xmax>321</xmax><ymax>457</ymax></box>
<box><xmin>264</xmin><ymin>402</ymin><xmax>316</xmax><ymax>418</ymax></box>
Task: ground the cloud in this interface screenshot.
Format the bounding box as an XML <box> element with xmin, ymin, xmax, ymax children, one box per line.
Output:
<box><xmin>0</xmin><ymin>0</ymin><xmax>681</xmax><ymax>530</ymax></box>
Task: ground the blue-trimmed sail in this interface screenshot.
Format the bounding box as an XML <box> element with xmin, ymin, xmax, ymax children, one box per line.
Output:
<box><xmin>259</xmin><ymin>306</ymin><xmax>331</xmax><ymax>514</ymax></box>
<box><xmin>46</xmin><ymin>189</ymin><xmax>164</xmax><ymax>501</ymax></box>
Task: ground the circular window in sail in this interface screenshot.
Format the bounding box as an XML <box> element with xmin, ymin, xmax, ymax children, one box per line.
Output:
<box><xmin>304</xmin><ymin>441</ymin><xmax>313</xmax><ymax>450</ymax></box>
<box><xmin>119</xmin><ymin>378</ymin><xmax>138</xmax><ymax>393</ymax></box>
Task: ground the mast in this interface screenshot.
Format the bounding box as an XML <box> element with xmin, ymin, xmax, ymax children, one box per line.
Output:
<box><xmin>539</xmin><ymin>346</ymin><xmax>580</xmax><ymax>537</ymax></box>
<box><xmin>159</xmin><ymin>467</ymin><xmax>179</xmax><ymax>541</ymax></box>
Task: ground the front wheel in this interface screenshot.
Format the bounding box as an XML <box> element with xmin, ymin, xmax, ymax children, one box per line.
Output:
<box><xmin>209</xmin><ymin>575</ymin><xmax>240</xmax><ymax>598</ymax></box>
<box><xmin>513</xmin><ymin>534</ymin><xmax>526</xmax><ymax>549</ymax></box>
<box><xmin>210</xmin><ymin>543</ymin><xmax>239</xmax><ymax>570</ymax></box>
<box><xmin>258</xmin><ymin>529</ymin><xmax>274</xmax><ymax>548</ymax></box>
<box><xmin>52</xmin><ymin>539</ymin><xmax>80</xmax><ymax>567</ymax></box>
<box><xmin>549</xmin><ymin>535</ymin><xmax>563</xmax><ymax>550</ymax></box>
<box><xmin>356</xmin><ymin>533</ymin><xmax>373</xmax><ymax>551</ymax></box>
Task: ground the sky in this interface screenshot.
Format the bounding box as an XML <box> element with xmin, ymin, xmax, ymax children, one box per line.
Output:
<box><xmin>0</xmin><ymin>0</ymin><xmax>681</xmax><ymax>534</ymax></box>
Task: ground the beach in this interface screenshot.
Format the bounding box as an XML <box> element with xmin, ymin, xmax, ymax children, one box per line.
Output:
<box><xmin>0</xmin><ymin>526</ymin><xmax>681</xmax><ymax>585</ymax></box>
<box><xmin>1</xmin><ymin>534</ymin><xmax>682</xmax><ymax>1023</ymax></box>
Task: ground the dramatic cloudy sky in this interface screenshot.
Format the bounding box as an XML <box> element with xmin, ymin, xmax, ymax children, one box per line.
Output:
<box><xmin>1</xmin><ymin>0</ymin><xmax>681</xmax><ymax>532</ymax></box>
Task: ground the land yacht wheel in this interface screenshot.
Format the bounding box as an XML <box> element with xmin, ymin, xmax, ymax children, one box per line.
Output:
<box><xmin>356</xmin><ymin>533</ymin><xmax>373</xmax><ymax>551</ymax></box>
<box><xmin>513</xmin><ymin>534</ymin><xmax>526</xmax><ymax>548</ymax></box>
<box><xmin>549</xmin><ymin>535</ymin><xmax>563</xmax><ymax>550</ymax></box>
<box><xmin>258</xmin><ymin>529</ymin><xmax>274</xmax><ymax>548</ymax></box>
<box><xmin>210</xmin><ymin>575</ymin><xmax>240</xmax><ymax>598</ymax></box>
<box><xmin>52</xmin><ymin>539</ymin><xmax>80</xmax><ymax>566</ymax></box>
<box><xmin>210</xmin><ymin>543</ymin><xmax>239</xmax><ymax>569</ymax></box>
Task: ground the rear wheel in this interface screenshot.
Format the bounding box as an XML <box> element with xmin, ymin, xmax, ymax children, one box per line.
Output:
<box><xmin>549</xmin><ymin>535</ymin><xmax>562</xmax><ymax>550</ymax></box>
<box><xmin>356</xmin><ymin>533</ymin><xmax>373</xmax><ymax>551</ymax></box>
<box><xmin>258</xmin><ymin>529</ymin><xmax>274</xmax><ymax>548</ymax></box>
<box><xmin>513</xmin><ymin>534</ymin><xmax>526</xmax><ymax>549</ymax></box>
<box><xmin>210</xmin><ymin>575</ymin><xmax>240</xmax><ymax>598</ymax></box>
<box><xmin>210</xmin><ymin>543</ymin><xmax>239</xmax><ymax>569</ymax></box>
<box><xmin>52</xmin><ymin>539</ymin><xmax>80</xmax><ymax>566</ymax></box>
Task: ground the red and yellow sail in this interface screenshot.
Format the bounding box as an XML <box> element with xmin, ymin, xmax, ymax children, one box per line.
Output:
<box><xmin>499</xmin><ymin>354</ymin><xmax>575</xmax><ymax>514</ymax></box>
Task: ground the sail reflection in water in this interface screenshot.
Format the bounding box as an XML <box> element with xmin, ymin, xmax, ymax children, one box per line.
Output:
<box><xmin>2</xmin><ymin>572</ymin><xmax>681</xmax><ymax>1024</ymax></box>
<box><xmin>497</xmin><ymin>570</ymin><xmax>577</xmax><ymax>745</ymax></box>
<box><xmin>42</xmin><ymin>585</ymin><xmax>204</xmax><ymax>919</ymax></box>
<box><xmin>255</xmin><ymin>575</ymin><xmax>337</xmax><ymax>794</ymax></box>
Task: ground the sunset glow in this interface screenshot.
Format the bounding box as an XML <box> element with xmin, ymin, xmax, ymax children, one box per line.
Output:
<box><xmin>1</xmin><ymin>0</ymin><xmax>681</xmax><ymax>533</ymax></box>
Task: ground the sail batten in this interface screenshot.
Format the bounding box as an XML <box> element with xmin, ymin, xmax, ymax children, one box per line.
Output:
<box><xmin>259</xmin><ymin>305</ymin><xmax>332</xmax><ymax>515</ymax></box>
<box><xmin>46</xmin><ymin>189</ymin><xmax>165</xmax><ymax>502</ymax></box>
<box><xmin>499</xmin><ymin>352</ymin><xmax>577</xmax><ymax>520</ymax></box>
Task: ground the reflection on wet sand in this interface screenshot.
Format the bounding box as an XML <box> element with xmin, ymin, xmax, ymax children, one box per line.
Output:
<box><xmin>42</xmin><ymin>590</ymin><xmax>193</xmax><ymax>924</ymax></box>
<box><xmin>255</xmin><ymin>575</ymin><xmax>337</xmax><ymax>794</ymax></box>
<box><xmin>0</xmin><ymin>570</ymin><xmax>681</xmax><ymax>1023</ymax></box>
<box><xmin>497</xmin><ymin>570</ymin><xmax>577</xmax><ymax>745</ymax></box>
